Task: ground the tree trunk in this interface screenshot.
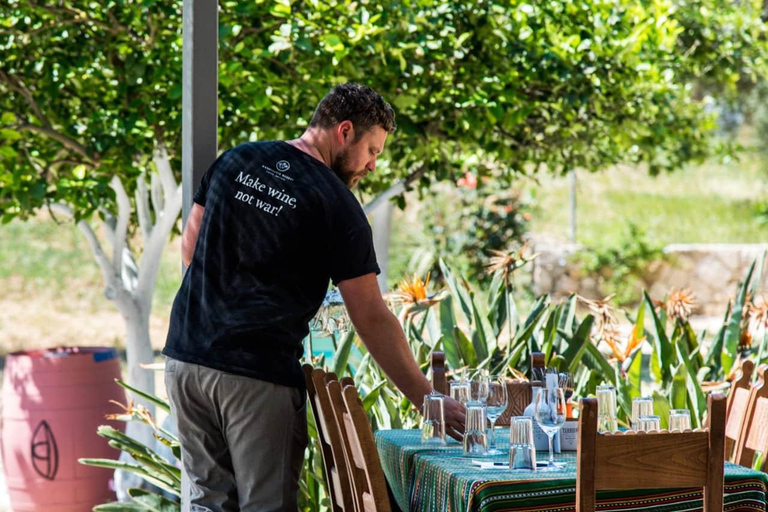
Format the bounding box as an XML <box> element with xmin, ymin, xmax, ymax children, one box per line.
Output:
<box><xmin>363</xmin><ymin>164</ymin><xmax>427</xmax><ymax>290</ymax></box>
<box><xmin>370</xmin><ymin>201</ymin><xmax>395</xmax><ymax>292</ymax></box>
<box><xmin>569</xmin><ymin>169</ymin><xmax>577</xmax><ymax>243</ymax></box>
<box><xmin>122</xmin><ymin>299</ymin><xmax>156</xmax><ymax>404</ymax></box>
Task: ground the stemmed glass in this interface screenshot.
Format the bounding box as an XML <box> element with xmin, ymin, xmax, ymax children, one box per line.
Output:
<box><xmin>309</xmin><ymin>288</ymin><xmax>350</xmax><ymax>335</ymax></box>
<box><xmin>485</xmin><ymin>375</ymin><xmax>508</xmax><ymax>455</ymax></box>
<box><xmin>534</xmin><ymin>386</ymin><xmax>567</xmax><ymax>471</ymax></box>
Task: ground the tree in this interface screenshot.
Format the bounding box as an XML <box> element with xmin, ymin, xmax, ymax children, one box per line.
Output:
<box><xmin>1</xmin><ymin>0</ymin><xmax>187</xmax><ymax>454</ymax></box>
<box><xmin>1</xmin><ymin>0</ymin><xmax>766</xmax><ymax>415</ymax></box>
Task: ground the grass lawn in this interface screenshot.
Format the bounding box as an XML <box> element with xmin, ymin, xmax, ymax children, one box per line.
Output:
<box><xmin>526</xmin><ymin>148</ymin><xmax>768</xmax><ymax>248</ymax></box>
<box><xmin>0</xmin><ymin>214</ymin><xmax>182</xmax><ymax>354</ymax></box>
<box><xmin>387</xmin><ymin>138</ymin><xmax>768</xmax><ymax>286</ymax></box>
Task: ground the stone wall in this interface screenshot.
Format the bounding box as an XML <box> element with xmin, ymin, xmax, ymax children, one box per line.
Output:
<box><xmin>531</xmin><ymin>240</ymin><xmax>768</xmax><ymax>316</ymax></box>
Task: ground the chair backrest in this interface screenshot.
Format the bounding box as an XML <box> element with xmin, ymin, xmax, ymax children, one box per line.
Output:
<box><xmin>734</xmin><ymin>364</ymin><xmax>768</xmax><ymax>471</ymax></box>
<box><xmin>726</xmin><ymin>360</ymin><xmax>754</xmax><ymax>419</ymax></box>
<box><xmin>303</xmin><ymin>365</ymin><xmax>355</xmax><ymax>512</ymax></box>
<box><xmin>495</xmin><ymin>381</ymin><xmax>532</xmax><ymax>426</ymax></box>
<box><xmin>725</xmin><ymin>360</ymin><xmax>754</xmax><ymax>458</ymax></box>
<box><xmin>335</xmin><ymin>383</ymin><xmax>392</xmax><ymax>512</ymax></box>
<box><xmin>576</xmin><ymin>393</ymin><xmax>726</xmax><ymax>512</ymax></box>
<box><xmin>431</xmin><ymin>351</ymin><xmax>447</xmax><ymax>395</ymax></box>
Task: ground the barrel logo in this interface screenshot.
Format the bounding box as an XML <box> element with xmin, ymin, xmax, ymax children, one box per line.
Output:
<box><xmin>31</xmin><ymin>420</ymin><xmax>59</xmax><ymax>480</ymax></box>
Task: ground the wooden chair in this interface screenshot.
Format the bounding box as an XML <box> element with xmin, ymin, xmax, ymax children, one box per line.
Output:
<box><xmin>495</xmin><ymin>382</ymin><xmax>533</xmax><ymax>426</ymax></box>
<box><xmin>576</xmin><ymin>393</ymin><xmax>726</xmax><ymax>512</ymax></box>
<box><xmin>303</xmin><ymin>365</ymin><xmax>355</xmax><ymax>512</ymax></box>
<box><xmin>733</xmin><ymin>364</ymin><xmax>768</xmax><ymax>471</ymax></box>
<box><xmin>327</xmin><ymin>381</ymin><xmax>392</xmax><ymax>512</ymax></box>
<box><xmin>726</xmin><ymin>360</ymin><xmax>754</xmax><ymax>420</ymax></box>
<box><xmin>429</xmin><ymin>351</ymin><xmax>534</xmax><ymax>425</ymax></box>
<box><xmin>724</xmin><ymin>360</ymin><xmax>754</xmax><ymax>458</ymax></box>
<box><xmin>431</xmin><ymin>351</ymin><xmax>447</xmax><ymax>396</ymax></box>
<box><xmin>326</xmin><ymin>378</ymin><xmax>368</xmax><ymax>512</ymax></box>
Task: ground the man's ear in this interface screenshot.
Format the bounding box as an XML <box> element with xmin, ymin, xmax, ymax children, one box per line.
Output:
<box><xmin>337</xmin><ymin>120</ymin><xmax>354</xmax><ymax>145</ymax></box>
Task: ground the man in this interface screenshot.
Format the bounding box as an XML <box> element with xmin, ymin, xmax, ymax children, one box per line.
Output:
<box><xmin>163</xmin><ymin>83</ymin><xmax>466</xmax><ymax>512</ymax></box>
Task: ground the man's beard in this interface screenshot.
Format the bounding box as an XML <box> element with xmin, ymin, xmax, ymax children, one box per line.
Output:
<box><xmin>331</xmin><ymin>148</ymin><xmax>365</xmax><ymax>189</ymax></box>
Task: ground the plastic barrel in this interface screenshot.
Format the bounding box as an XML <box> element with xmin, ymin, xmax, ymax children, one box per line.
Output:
<box><xmin>1</xmin><ymin>347</ymin><xmax>125</xmax><ymax>511</ymax></box>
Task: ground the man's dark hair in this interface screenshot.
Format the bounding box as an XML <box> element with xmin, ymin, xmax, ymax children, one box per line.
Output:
<box><xmin>309</xmin><ymin>83</ymin><xmax>396</xmax><ymax>137</ymax></box>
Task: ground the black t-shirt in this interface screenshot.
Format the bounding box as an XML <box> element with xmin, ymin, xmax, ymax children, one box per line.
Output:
<box><xmin>162</xmin><ymin>141</ymin><xmax>379</xmax><ymax>389</ymax></box>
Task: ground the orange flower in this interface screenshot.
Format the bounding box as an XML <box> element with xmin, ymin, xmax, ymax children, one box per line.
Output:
<box><xmin>395</xmin><ymin>273</ymin><xmax>430</xmax><ymax>303</ymax></box>
<box><xmin>390</xmin><ymin>273</ymin><xmax>446</xmax><ymax>317</ymax></box>
<box><xmin>456</xmin><ymin>172</ymin><xmax>477</xmax><ymax>189</ymax></box>
<box><xmin>105</xmin><ymin>400</ymin><xmax>158</xmax><ymax>431</ymax></box>
<box><xmin>666</xmin><ymin>288</ymin><xmax>697</xmax><ymax>324</ymax></box>
<box><xmin>485</xmin><ymin>242</ymin><xmax>538</xmax><ymax>283</ymax></box>
<box><xmin>739</xmin><ymin>330</ymin><xmax>753</xmax><ymax>351</ymax></box>
<box><xmin>578</xmin><ymin>294</ymin><xmax>619</xmax><ymax>338</ymax></box>
<box><xmin>748</xmin><ymin>296</ymin><xmax>768</xmax><ymax>334</ymax></box>
<box><xmin>603</xmin><ymin>323</ymin><xmax>646</xmax><ymax>363</ymax></box>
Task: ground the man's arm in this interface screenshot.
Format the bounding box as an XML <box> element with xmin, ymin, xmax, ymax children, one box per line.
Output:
<box><xmin>182</xmin><ymin>203</ymin><xmax>205</xmax><ymax>267</ymax></box>
<box><xmin>338</xmin><ymin>273</ymin><xmax>465</xmax><ymax>438</ymax></box>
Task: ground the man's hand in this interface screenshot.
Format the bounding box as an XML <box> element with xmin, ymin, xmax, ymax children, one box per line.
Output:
<box><xmin>442</xmin><ymin>396</ymin><xmax>466</xmax><ymax>441</ymax></box>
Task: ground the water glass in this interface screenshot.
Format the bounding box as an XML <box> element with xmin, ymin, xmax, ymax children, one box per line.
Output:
<box><xmin>470</xmin><ymin>369</ymin><xmax>490</xmax><ymax>404</ymax></box>
<box><xmin>450</xmin><ymin>380</ymin><xmax>471</xmax><ymax>406</ymax></box>
<box><xmin>509</xmin><ymin>416</ymin><xmax>537</xmax><ymax>470</ymax></box>
<box><xmin>631</xmin><ymin>397</ymin><xmax>654</xmax><ymax>431</ymax></box>
<box><xmin>421</xmin><ymin>392</ymin><xmax>446</xmax><ymax>445</ymax></box>
<box><xmin>669</xmin><ymin>409</ymin><xmax>692</xmax><ymax>432</ymax></box>
<box><xmin>637</xmin><ymin>415</ymin><xmax>661</xmax><ymax>432</ymax></box>
<box><xmin>486</xmin><ymin>375</ymin><xmax>508</xmax><ymax>455</ymax></box>
<box><xmin>596</xmin><ymin>384</ymin><xmax>618</xmax><ymax>433</ymax></box>
<box><xmin>463</xmin><ymin>402</ymin><xmax>488</xmax><ymax>455</ymax></box>
<box><xmin>534</xmin><ymin>386</ymin><xmax>567</xmax><ymax>471</ymax></box>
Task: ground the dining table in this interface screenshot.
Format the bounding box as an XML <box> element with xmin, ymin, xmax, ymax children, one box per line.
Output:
<box><xmin>375</xmin><ymin>428</ymin><xmax>768</xmax><ymax>512</ymax></box>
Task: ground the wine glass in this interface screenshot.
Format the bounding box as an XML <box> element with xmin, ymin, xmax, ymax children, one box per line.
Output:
<box><xmin>309</xmin><ymin>288</ymin><xmax>350</xmax><ymax>335</ymax></box>
<box><xmin>485</xmin><ymin>375</ymin><xmax>508</xmax><ymax>455</ymax></box>
<box><xmin>534</xmin><ymin>386</ymin><xmax>567</xmax><ymax>471</ymax></box>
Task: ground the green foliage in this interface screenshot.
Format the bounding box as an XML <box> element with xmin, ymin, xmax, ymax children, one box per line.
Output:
<box><xmin>352</xmin><ymin>257</ymin><xmax>767</xmax><ymax>436</ymax></box>
<box><xmin>2</xmin><ymin>0</ymin><xmax>767</xmax><ymax>224</ymax></box>
<box><xmin>84</xmin><ymin>257</ymin><xmax>768</xmax><ymax>512</ymax></box>
<box><xmin>575</xmin><ymin>223</ymin><xmax>664</xmax><ymax>306</ymax></box>
<box><xmin>415</xmin><ymin>179</ymin><xmax>533</xmax><ymax>284</ymax></box>
<box><xmin>370</xmin><ymin>256</ymin><xmax>765</xmax><ymax>434</ymax></box>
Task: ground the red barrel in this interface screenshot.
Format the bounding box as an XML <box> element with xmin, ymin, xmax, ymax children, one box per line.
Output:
<box><xmin>1</xmin><ymin>347</ymin><xmax>126</xmax><ymax>511</ymax></box>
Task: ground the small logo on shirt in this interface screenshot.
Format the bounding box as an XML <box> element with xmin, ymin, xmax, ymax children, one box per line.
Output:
<box><xmin>276</xmin><ymin>160</ymin><xmax>291</xmax><ymax>172</ymax></box>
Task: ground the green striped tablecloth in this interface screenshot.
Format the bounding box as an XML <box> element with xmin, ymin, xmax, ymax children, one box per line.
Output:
<box><xmin>375</xmin><ymin>428</ymin><xmax>768</xmax><ymax>512</ymax></box>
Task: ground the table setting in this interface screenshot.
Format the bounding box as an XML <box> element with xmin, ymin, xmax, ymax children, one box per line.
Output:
<box><xmin>374</xmin><ymin>368</ymin><xmax>768</xmax><ymax>512</ymax></box>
